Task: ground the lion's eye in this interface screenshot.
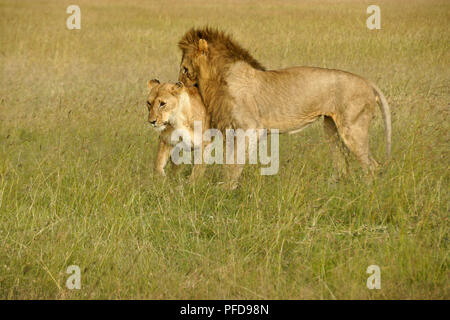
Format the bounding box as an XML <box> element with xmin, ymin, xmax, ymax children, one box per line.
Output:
<box><xmin>147</xmin><ymin>101</ymin><xmax>151</xmax><ymax>108</ymax></box>
<box><xmin>159</xmin><ymin>101</ymin><xmax>166</xmax><ymax>108</ymax></box>
<box><xmin>183</xmin><ymin>67</ymin><xmax>188</xmax><ymax>74</ymax></box>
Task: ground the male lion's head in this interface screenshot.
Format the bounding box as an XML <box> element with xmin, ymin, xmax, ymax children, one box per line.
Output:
<box><xmin>178</xmin><ymin>39</ymin><xmax>209</xmax><ymax>87</ymax></box>
<box><xmin>146</xmin><ymin>79</ymin><xmax>185</xmax><ymax>131</ymax></box>
<box><xmin>177</xmin><ymin>27</ymin><xmax>265</xmax><ymax>87</ymax></box>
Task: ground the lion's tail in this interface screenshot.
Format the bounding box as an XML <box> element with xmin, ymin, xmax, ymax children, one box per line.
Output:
<box><xmin>369</xmin><ymin>81</ymin><xmax>392</xmax><ymax>162</ymax></box>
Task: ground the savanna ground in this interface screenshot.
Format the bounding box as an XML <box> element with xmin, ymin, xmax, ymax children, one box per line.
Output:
<box><xmin>0</xmin><ymin>0</ymin><xmax>448</xmax><ymax>299</ymax></box>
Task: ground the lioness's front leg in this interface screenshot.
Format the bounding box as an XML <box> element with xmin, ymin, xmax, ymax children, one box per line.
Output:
<box><xmin>154</xmin><ymin>140</ymin><xmax>171</xmax><ymax>176</ymax></box>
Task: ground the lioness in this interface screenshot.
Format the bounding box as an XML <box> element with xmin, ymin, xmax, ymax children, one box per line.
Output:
<box><xmin>146</xmin><ymin>79</ymin><xmax>209</xmax><ymax>181</ymax></box>
<box><xmin>178</xmin><ymin>27</ymin><xmax>392</xmax><ymax>188</ymax></box>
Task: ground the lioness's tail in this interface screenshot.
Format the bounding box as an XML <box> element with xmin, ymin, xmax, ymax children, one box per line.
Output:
<box><xmin>369</xmin><ymin>81</ymin><xmax>392</xmax><ymax>162</ymax></box>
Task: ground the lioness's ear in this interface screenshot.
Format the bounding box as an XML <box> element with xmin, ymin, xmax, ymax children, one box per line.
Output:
<box><xmin>198</xmin><ymin>39</ymin><xmax>208</xmax><ymax>55</ymax></box>
<box><xmin>147</xmin><ymin>79</ymin><xmax>160</xmax><ymax>91</ymax></box>
<box><xmin>171</xmin><ymin>81</ymin><xmax>184</xmax><ymax>95</ymax></box>
<box><xmin>175</xmin><ymin>81</ymin><xmax>184</xmax><ymax>89</ymax></box>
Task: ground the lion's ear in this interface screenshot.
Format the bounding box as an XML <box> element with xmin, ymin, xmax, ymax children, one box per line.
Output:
<box><xmin>198</xmin><ymin>39</ymin><xmax>208</xmax><ymax>55</ymax></box>
<box><xmin>147</xmin><ymin>79</ymin><xmax>160</xmax><ymax>91</ymax></box>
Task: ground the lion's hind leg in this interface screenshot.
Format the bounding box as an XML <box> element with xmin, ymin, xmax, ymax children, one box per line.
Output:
<box><xmin>323</xmin><ymin>116</ymin><xmax>349</xmax><ymax>181</ymax></box>
<box><xmin>334</xmin><ymin>106</ymin><xmax>378</xmax><ymax>177</ymax></box>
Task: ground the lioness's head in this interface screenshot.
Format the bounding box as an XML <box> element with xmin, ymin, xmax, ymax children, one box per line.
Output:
<box><xmin>146</xmin><ymin>79</ymin><xmax>185</xmax><ymax>131</ymax></box>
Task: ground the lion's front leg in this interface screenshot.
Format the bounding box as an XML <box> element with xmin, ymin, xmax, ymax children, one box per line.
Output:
<box><xmin>189</xmin><ymin>163</ymin><xmax>206</xmax><ymax>183</ymax></box>
<box><xmin>188</xmin><ymin>145</ymin><xmax>205</xmax><ymax>182</ymax></box>
<box><xmin>221</xmin><ymin>136</ymin><xmax>245</xmax><ymax>190</ymax></box>
<box><xmin>223</xmin><ymin>164</ymin><xmax>244</xmax><ymax>189</ymax></box>
<box><xmin>188</xmin><ymin>130</ymin><xmax>210</xmax><ymax>183</ymax></box>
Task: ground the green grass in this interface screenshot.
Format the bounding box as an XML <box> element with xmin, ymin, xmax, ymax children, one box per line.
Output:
<box><xmin>0</xmin><ymin>0</ymin><xmax>448</xmax><ymax>299</ymax></box>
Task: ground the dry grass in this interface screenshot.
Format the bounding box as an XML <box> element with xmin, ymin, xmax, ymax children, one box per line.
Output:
<box><xmin>0</xmin><ymin>0</ymin><xmax>448</xmax><ymax>299</ymax></box>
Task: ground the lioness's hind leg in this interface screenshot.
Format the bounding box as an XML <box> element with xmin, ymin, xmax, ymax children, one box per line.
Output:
<box><xmin>323</xmin><ymin>116</ymin><xmax>349</xmax><ymax>181</ymax></box>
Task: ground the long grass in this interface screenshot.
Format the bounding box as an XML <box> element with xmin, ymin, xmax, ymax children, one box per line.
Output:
<box><xmin>0</xmin><ymin>0</ymin><xmax>448</xmax><ymax>299</ymax></box>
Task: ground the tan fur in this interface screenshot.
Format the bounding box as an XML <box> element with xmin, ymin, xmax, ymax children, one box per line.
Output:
<box><xmin>146</xmin><ymin>80</ymin><xmax>210</xmax><ymax>181</ymax></box>
<box><xmin>178</xmin><ymin>27</ymin><xmax>392</xmax><ymax>187</ymax></box>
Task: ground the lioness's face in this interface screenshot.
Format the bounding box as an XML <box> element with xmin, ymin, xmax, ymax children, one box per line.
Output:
<box><xmin>146</xmin><ymin>82</ymin><xmax>183</xmax><ymax>131</ymax></box>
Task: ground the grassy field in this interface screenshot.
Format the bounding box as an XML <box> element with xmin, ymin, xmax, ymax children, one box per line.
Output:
<box><xmin>0</xmin><ymin>0</ymin><xmax>448</xmax><ymax>299</ymax></box>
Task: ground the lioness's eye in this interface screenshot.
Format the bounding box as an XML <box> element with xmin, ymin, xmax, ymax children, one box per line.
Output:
<box><xmin>159</xmin><ymin>101</ymin><xmax>166</xmax><ymax>108</ymax></box>
<box><xmin>147</xmin><ymin>101</ymin><xmax>151</xmax><ymax>108</ymax></box>
<box><xmin>183</xmin><ymin>67</ymin><xmax>188</xmax><ymax>74</ymax></box>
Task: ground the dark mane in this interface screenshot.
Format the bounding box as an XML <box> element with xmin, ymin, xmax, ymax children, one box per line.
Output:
<box><xmin>178</xmin><ymin>27</ymin><xmax>265</xmax><ymax>71</ymax></box>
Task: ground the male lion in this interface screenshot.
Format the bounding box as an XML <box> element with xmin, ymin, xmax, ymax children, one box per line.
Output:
<box><xmin>146</xmin><ymin>79</ymin><xmax>209</xmax><ymax>181</ymax></box>
<box><xmin>177</xmin><ymin>27</ymin><xmax>392</xmax><ymax>188</ymax></box>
